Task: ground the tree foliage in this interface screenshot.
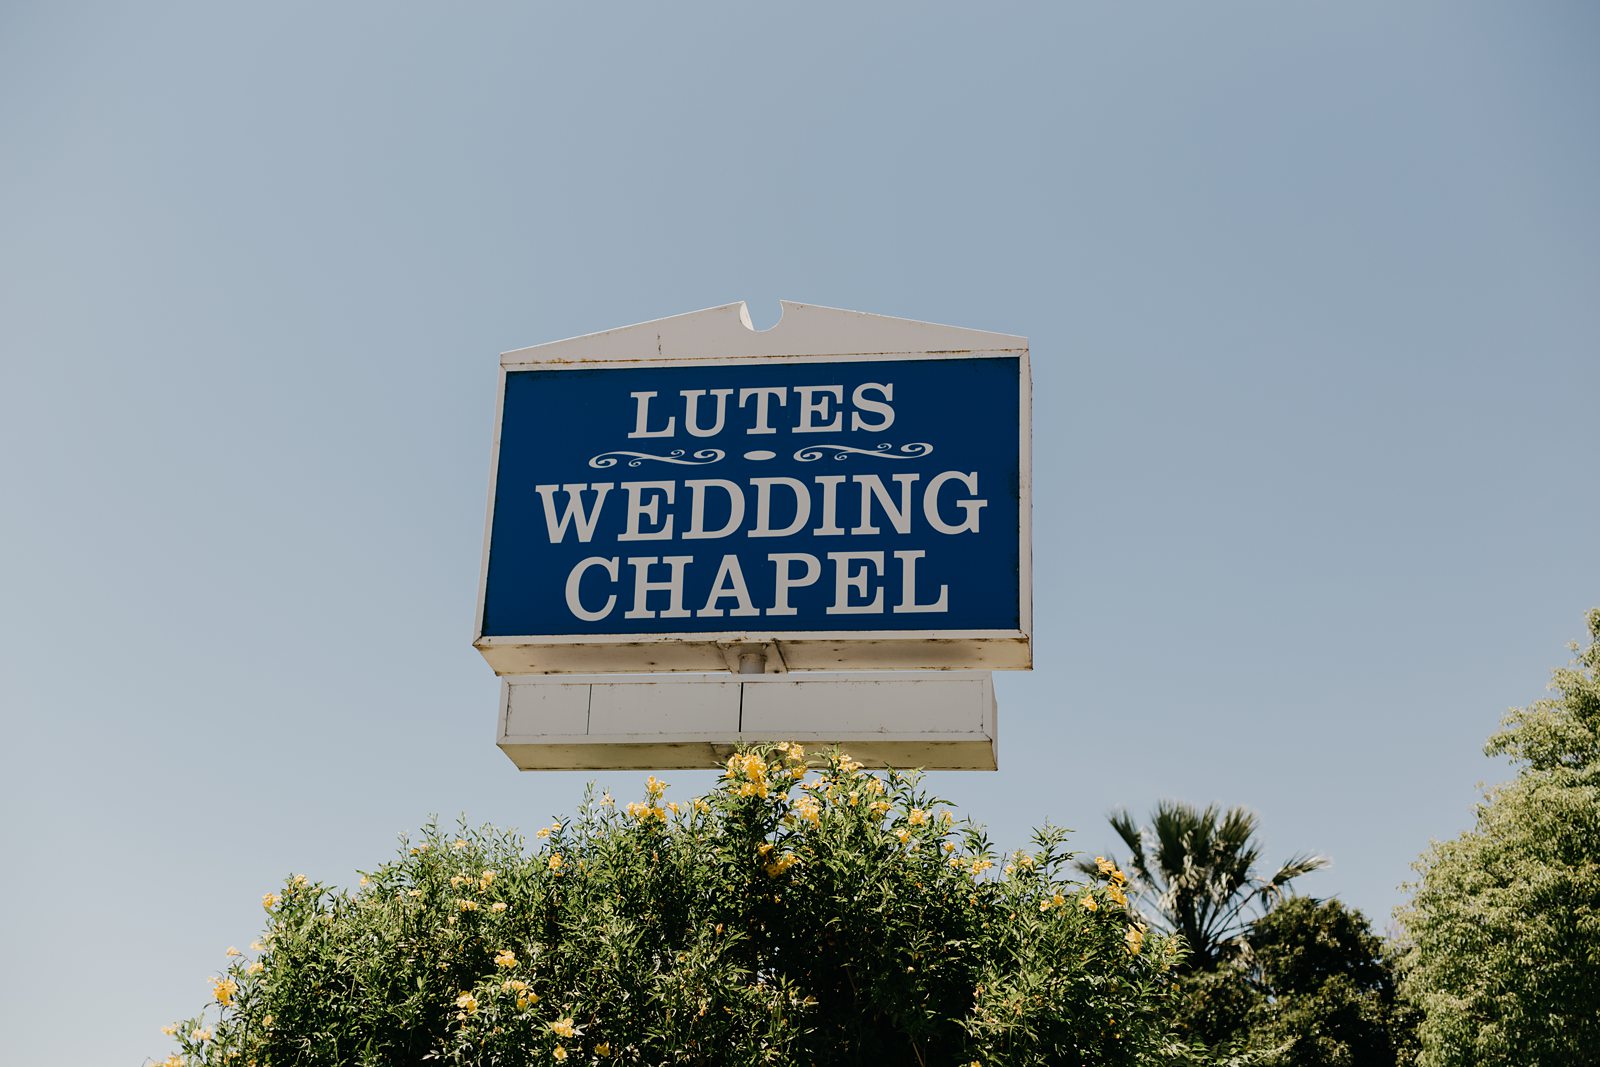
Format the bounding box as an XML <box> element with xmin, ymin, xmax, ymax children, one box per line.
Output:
<box><xmin>1087</xmin><ymin>801</ymin><xmax>1327</xmax><ymax>971</ymax></box>
<box><xmin>1240</xmin><ymin>898</ymin><xmax>1418</xmax><ymax>1066</ymax></box>
<box><xmin>154</xmin><ymin>746</ymin><xmax>1185</xmax><ymax>1067</ymax></box>
<box><xmin>1165</xmin><ymin>898</ymin><xmax>1416</xmax><ymax>1065</ymax></box>
<box><xmin>1397</xmin><ymin>608</ymin><xmax>1600</xmax><ymax>1066</ymax></box>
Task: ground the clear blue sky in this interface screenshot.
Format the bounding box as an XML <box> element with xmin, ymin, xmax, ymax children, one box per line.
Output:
<box><xmin>2</xmin><ymin>3</ymin><xmax>1596</xmax><ymax>1062</ymax></box>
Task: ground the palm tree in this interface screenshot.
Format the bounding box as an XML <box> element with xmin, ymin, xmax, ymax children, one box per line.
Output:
<box><xmin>1081</xmin><ymin>801</ymin><xmax>1327</xmax><ymax>971</ymax></box>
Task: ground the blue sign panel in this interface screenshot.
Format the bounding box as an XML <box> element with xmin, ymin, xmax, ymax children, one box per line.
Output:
<box><xmin>481</xmin><ymin>355</ymin><xmax>1022</xmax><ymax>638</ymax></box>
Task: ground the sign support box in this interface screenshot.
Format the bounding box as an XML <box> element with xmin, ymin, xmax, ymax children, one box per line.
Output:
<box><xmin>497</xmin><ymin>672</ymin><xmax>999</xmax><ymax>771</ymax></box>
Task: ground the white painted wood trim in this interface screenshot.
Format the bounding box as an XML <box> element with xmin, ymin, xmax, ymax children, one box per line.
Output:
<box><xmin>475</xmin><ymin>632</ymin><xmax>1030</xmax><ymax>675</ymax></box>
<box><xmin>473</xmin><ymin>368</ymin><xmax>509</xmax><ymax>643</ymax></box>
<box><xmin>497</xmin><ymin>671</ymin><xmax>999</xmax><ymax>770</ymax></box>
<box><xmin>500</xmin><ymin>301</ymin><xmax>1025</xmax><ymax>367</ymax></box>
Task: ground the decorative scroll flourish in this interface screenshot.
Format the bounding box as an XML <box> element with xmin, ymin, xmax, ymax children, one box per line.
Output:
<box><xmin>588</xmin><ymin>448</ymin><xmax>725</xmax><ymax>469</ymax></box>
<box><xmin>793</xmin><ymin>442</ymin><xmax>934</xmax><ymax>463</ymax></box>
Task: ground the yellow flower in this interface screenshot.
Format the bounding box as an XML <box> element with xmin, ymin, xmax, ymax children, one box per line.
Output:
<box><xmin>491</xmin><ymin>901</ymin><xmax>508</xmax><ymax>914</ymax></box>
<box><xmin>552</xmin><ymin>1047</ymin><xmax>567</xmax><ymax>1062</ymax></box>
<box><xmin>1093</xmin><ymin>855</ymin><xmax>1128</xmax><ymax>885</ymax></box>
<box><xmin>549</xmin><ymin>1016</ymin><xmax>577</xmax><ymax>1038</ymax></box>
<box><xmin>1106</xmin><ymin>883</ymin><xmax>1128</xmax><ymax>907</ymax></box>
<box><xmin>249</xmin><ymin>940</ymin><xmax>264</xmax><ymax>952</ymax></box>
<box><xmin>764</xmin><ymin>854</ymin><xmax>797</xmax><ymax>878</ymax></box>
<box><xmin>190</xmin><ymin>1027</ymin><xmax>213</xmax><ymax>1041</ymax></box>
<box><xmin>456</xmin><ymin>898</ymin><xmax>479</xmax><ymax>912</ymax></box>
<box><xmin>595</xmin><ymin>1041</ymin><xmax>611</xmax><ymax>1056</ymax></box>
<box><xmin>536</xmin><ymin>827</ymin><xmax>552</xmax><ymax>838</ymax></box>
<box><xmin>793</xmin><ymin>795</ymin><xmax>822</xmax><ymax>828</ymax></box>
<box><xmin>494</xmin><ymin>949</ymin><xmax>517</xmax><ymax>968</ymax></box>
<box><xmin>162</xmin><ymin>1057</ymin><xmax>183</xmax><ymax>1067</ymax></box>
<box><xmin>456</xmin><ymin>991</ymin><xmax>478</xmax><ymax>1013</ymax></box>
<box><xmin>262</xmin><ymin>1015</ymin><xmax>274</xmax><ymax>1028</ymax></box>
<box><xmin>247</xmin><ymin>961</ymin><xmax>264</xmax><ymax>976</ymax></box>
<box><xmin>943</xmin><ymin>842</ymin><xmax>956</xmax><ymax>853</ymax></box>
<box><xmin>293</xmin><ymin>873</ymin><xmax>308</xmax><ymax>886</ymax></box>
<box><xmin>450</xmin><ymin>874</ymin><xmax>470</xmax><ymax>888</ymax></box>
<box><xmin>504</xmin><ymin>979</ymin><xmax>530</xmax><ymax>993</ymax></box>
<box><xmin>1080</xmin><ymin>893</ymin><xmax>1098</xmax><ymax>912</ymax></box>
<box><xmin>224</xmin><ymin>946</ymin><xmax>241</xmax><ymax>957</ymax></box>
<box><xmin>600</xmin><ymin>792</ymin><xmax>614</xmax><ymax>806</ymax></box>
<box><xmin>646</xmin><ymin>775</ymin><xmax>666</xmax><ymax>798</ymax></box>
<box><xmin>480</xmin><ymin>869</ymin><xmax>498</xmax><ymax>887</ymax></box>
<box><xmin>261</xmin><ymin>893</ymin><xmax>278</xmax><ymax>911</ymax></box>
<box><xmin>1126</xmin><ymin>926</ymin><xmax>1145</xmax><ymax>955</ymax></box>
<box><xmin>549</xmin><ymin>853</ymin><xmax>564</xmax><ymax>871</ymax></box>
<box><xmin>908</xmin><ymin>808</ymin><xmax>928</xmax><ymax>827</ymax></box>
<box><xmin>212</xmin><ymin>977</ymin><xmax>239</xmax><ymax>1006</ymax></box>
<box><xmin>161</xmin><ymin>1024</ymin><xmax>177</xmax><ymax>1036</ymax></box>
<box><xmin>895</xmin><ymin>828</ymin><xmax>911</xmax><ymax>844</ymax></box>
<box><xmin>359</xmin><ymin>874</ymin><xmax>370</xmax><ymax>886</ymax></box>
<box><xmin>667</xmin><ymin>801</ymin><xmax>680</xmax><ymax>815</ymax></box>
<box><xmin>452</xmin><ymin>838</ymin><xmax>468</xmax><ymax>850</ymax></box>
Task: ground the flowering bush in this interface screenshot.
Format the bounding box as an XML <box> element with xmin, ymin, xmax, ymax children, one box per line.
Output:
<box><xmin>155</xmin><ymin>745</ymin><xmax>1185</xmax><ymax>1065</ymax></box>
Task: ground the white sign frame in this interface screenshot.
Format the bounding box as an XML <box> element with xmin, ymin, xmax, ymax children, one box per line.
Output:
<box><xmin>474</xmin><ymin>300</ymin><xmax>1032</xmax><ymax>676</ymax></box>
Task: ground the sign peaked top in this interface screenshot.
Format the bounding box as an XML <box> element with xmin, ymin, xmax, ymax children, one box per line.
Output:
<box><xmin>501</xmin><ymin>300</ymin><xmax>1028</xmax><ymax>367</ymax></box>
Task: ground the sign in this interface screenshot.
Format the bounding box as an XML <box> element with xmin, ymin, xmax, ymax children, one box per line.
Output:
<box><xmin>475</xmin><ymin>301</ymin><xmax>1031</xmax><ymax>676</ymax></box>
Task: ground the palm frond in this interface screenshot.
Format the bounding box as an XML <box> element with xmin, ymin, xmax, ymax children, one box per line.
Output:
<box><xmin>1090</xmin><ymin>801</ymin><xmax>1326</xmax><ymax>971</ymax></box>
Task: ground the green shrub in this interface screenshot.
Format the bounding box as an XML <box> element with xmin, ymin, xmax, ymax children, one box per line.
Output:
<box><xmin>1241</xmin><ymin>898</ymin><xmax>1418</xmax><ymax>1066</ymax></box>
<box><xmin>1161</xmin><ymin>897</ymin><xmax>1417</xmax><ymax>1065</ymax></box>
<box><xmin>1397</xmin><ymin>610</ymin><xmax>1600</xmax><ymax>1065</ymax></box>
<box><xmin>155</xmin><ymin>745</ymin><xmax>1186</xmax><ymax>1066</ymax></box>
